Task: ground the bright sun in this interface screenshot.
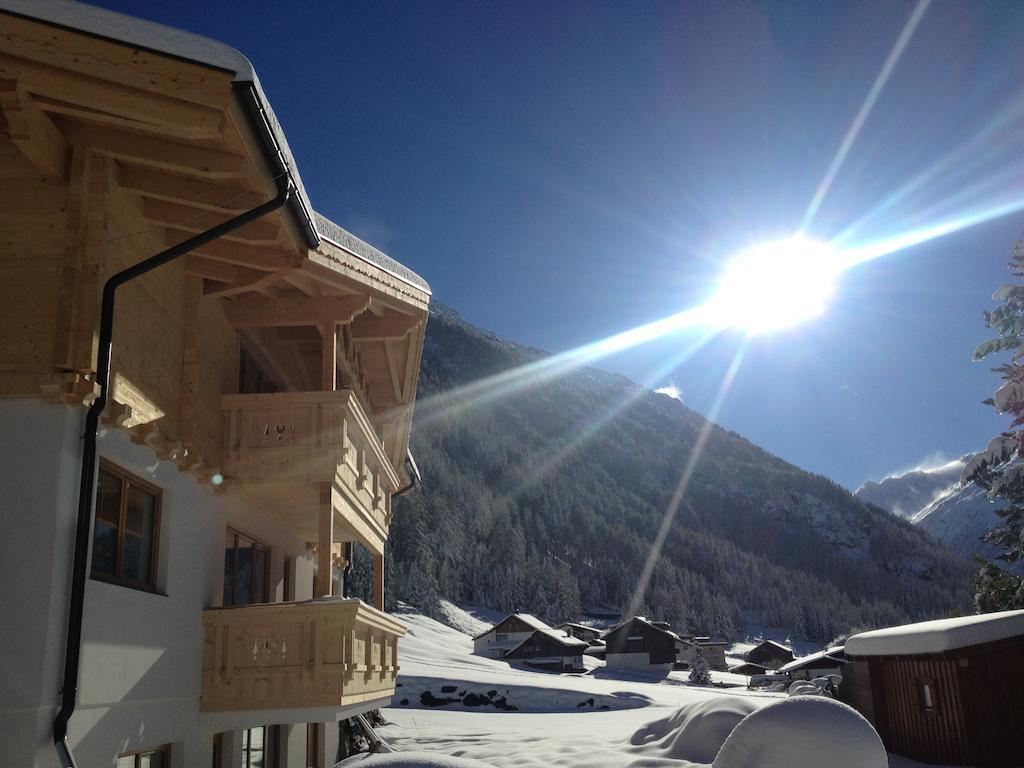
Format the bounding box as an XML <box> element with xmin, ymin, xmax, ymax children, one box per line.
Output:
<box><xmin>709</xmin><ymin>236</ymin><xmax>842</xmax><ymax>334</ymax></box>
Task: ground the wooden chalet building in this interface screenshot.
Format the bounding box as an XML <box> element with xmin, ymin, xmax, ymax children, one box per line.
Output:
<box><xmin>690</xmin><ymin>636</ymin><xmax>728</xmax><ymax>672</ymax></box>
<box><xmin>842</xmin><ymin>610</ymin><xmax>1024</xmax><ymax>768</ymax></box>
<box><xmin>604</xmin><ymin>617</ymin><xmax>690</xmax><ymax>671</ymax></box>
<box><xmin>558</xmin><ymin>622</ymin><xmax>604</xmax><ymax>644</ymax></box>
<box><xmin>779</xmin><ymin>646</ymin><xmax>846</xmax><ymax>681</ymax></box>
<box><xmin>473</xmin><ymin>613</ymin><xmax>551</xmax><ymax>659</ymax></box>
<box><xmin>504</xmin><ymin>629</ymin><xmax>588</xmax><ymax>672</ymax></box>
<box><xmin>745</xmin><ymin>639</ymin><xmax>796</xmax><ymax>670</ymax></box>
<box><xmin>0</xmin><ymin>2</ymin><xmax>430</xmax><ymax>766</ymax></box>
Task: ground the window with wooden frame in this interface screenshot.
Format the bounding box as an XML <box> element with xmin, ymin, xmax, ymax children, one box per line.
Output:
<box><xmin>241</xmin><ymin>725</ymin><xmax>278</xmax><ymax>768</ymax></box>
<box><xmin>116</xmin><ymin>744</ymin><xmax>170</xmax><ymax>768</ymax></box>
<box><xmin>91</xmin><ymin>461</ymin><xmax>161</xmax><ymax>591</ymax></box>
<box><xmin>223</xmin><ymin>527</ymin><xmax>270</xmax><ymax>606</ymax></box>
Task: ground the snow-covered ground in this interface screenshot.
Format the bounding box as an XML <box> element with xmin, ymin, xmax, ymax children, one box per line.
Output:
<box><xmin>373</xmin><ymin>604</ymin><xmax>959</xmax><ymax>768</ymax></box>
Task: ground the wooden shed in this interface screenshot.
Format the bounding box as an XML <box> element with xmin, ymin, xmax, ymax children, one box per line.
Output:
<box><xmin>604</xmin><ymin>616</ymin><xmax>688</xmax><ymax>671</ymax></box>
<box><xmin>843</xmin><ymin>610</ymin><xmax>1024</xmax><ymax>768</ymax></box>
<box><xmin>745</xmin><ymin>639</ymin><xmax>795</xmax><ymax>670</ymax></box>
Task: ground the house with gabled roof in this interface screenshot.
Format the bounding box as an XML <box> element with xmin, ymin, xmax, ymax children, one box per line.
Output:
<box><xmin>745</xmin><ymin>639</ymin><xmax>796</xmax><ymax>670</ymax></box>
<box><xmin>0</xmin><ymin>1</ymin><xmax>430</xmax><ymax>766</ymax></box>
<box><xmin>505</xmin><ymin>628</ymin><xmax>588</xmax><ymax>672</ymax></box>
<box><xmin>779</xmin><ymin>646</ymin><xmax>846</xmax><ymax>681</ymax></box>
<box><xmin>558</xmin><ymin>621</ymin><xmax>604</xmax><ymax>644</ymax></box>
<box><xmin>604</xmin><ymin>616</ymin><xmax>692</xmax><ymax>671</ymax></box>
<box><xmin>473</xmin><ymin>613</ymin><xmax>551</xmax><ymax>659</ymax></box>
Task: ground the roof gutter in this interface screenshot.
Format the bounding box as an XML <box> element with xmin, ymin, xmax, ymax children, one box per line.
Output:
<box><xmin>53</xmin><ymin>178</ymin><xmax>293</xmax><ymax>768</ymax></box>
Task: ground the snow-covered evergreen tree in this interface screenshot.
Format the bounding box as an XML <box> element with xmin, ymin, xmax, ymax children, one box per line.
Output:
<box><xmin>964</xmin><ymin>239</ymin><xmax>1024</xmax><ymax>611</ymax></box>
<box><xmin>688</xmin><ymin>646</ymin><xmax>712</xmax><ymax>686</ymax></box>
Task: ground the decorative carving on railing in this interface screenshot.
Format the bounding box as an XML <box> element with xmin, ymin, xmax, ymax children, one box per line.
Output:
<box><xmin>201</xmin><ymin>599</ymin><xmax>405</xmax><ymax>714</ymax></box>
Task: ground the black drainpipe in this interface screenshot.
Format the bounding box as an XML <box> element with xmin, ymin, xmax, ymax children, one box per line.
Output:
<box><xmin>53</xmin><ymin>177</ymin><xmax>293</xmax><ymax>768</ymax></box>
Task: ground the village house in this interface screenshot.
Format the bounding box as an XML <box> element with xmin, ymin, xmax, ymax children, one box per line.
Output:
<box><xmin>504</xmin><ymin>629</ymin><xmax>588</xmax><ymax>673</ymax></box>
<box><xmin>0</xmin><ymin>2</ymin><xmax>430</xmax><ymax>766</ymax></box>
<box><xmin>604</xmin><ymin>617</ymin><xmax>691</xmax><ymax>671</ymax></box>
<box><xmin>688</xmin><ymin>636</ymin><xmax>729</xmax><ymax>672</ymax></box>
<box><xmin>841</xmin><ymin>610</ymin><xmax>1024</xmax><ymax>768</ymax></box>
<box><xmin>557</xmin><ymin>622</ymin><xmax>604</xmax><ymax>644</ymax></box>
<box><xmin>779</xmin><ymin>646</ymin><xmax>846</xmax><ymax>681</ymax></box>
<box><xmin>744</xmin><ymin>639</ymin><xmax>796</xmax><ymax>670</ymax></box>
<box><xmin>473</xmin><ymin>613</ymin><xmax>550</xmax><ymax>659</ymax></box>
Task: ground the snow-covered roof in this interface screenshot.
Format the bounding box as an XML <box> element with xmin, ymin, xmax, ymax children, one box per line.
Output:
<box><xmin>846</xmin><ymin>610</ymin><xmax>1024</xmax><ymax>657</ymax></box>
<box><xmin>473</xmin><ymin>613</ymin><xmax>550</xmax><ymax>640</ymax></box>
<box><xmin>750</xmin><ymin>640</ymin><xmax>792</xmax><ymax>653</ymax></box>
<box><xmin>778</xmin><ymin>647</ymin><xmax>846</xmax><ymax>673</ymax></box>
<box><xmin>0</xmin><ymin>0</ymin><xmax>430</xmax><ymax>294</ymax></box>
<box><xmin>514</xmin><ymin>628</ymin><xmax>588</xmax><ymax>652</ymax></box>
<box><xmin>558</xmin><ymin>622</ymin><xmax>602</xmax><ymax>633</ymax></box>
<box><xmin>729</xmin><ymin>661</ymin><xmax>772</xmax><ymax>675</ymax></box>
<box><xmin>607</xmin><ymin>615</ymin><xmax>684</xmax><ymax>641</ymax></box>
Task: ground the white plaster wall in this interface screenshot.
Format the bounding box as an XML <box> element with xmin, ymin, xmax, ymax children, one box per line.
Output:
<box><xmin>0</xmin><ymin>399</ymin><xmax>340</xmax><ymax>768</ymax></box>
<box><xmin>473</xmin><ymin>631</ymin><xmax>534</xmax><ymax>659</ymax></box>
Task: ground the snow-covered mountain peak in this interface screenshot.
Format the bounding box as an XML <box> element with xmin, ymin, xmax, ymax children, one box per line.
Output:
<box><xmin>855</xmin><ymin>455</ymin><xmax>971</xmax><ymax>520</ymax></box>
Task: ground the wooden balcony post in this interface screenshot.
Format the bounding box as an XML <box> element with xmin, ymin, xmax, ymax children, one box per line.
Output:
<box><xmin>315</xmin><ymin>484</ymin><xmax>333</xmax><ymax>597</ymax></box>
<box><xmin>320</xmin><ymin>321</ymin><xmax>337</xmax><ymax>392</ymax></box>
<box><xmin>373</xmin><ymin>552</ymin><xmax>385</xmax><ymax>610</ymax></box>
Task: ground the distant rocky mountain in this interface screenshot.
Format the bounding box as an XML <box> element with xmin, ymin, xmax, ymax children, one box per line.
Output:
<box><xmin>855</xmin><ymin>457</ymin><xmax>968</xmax><ymax>520</ymax></box>
<box><xmin>352</xmin><ymin>302</ymin><xmax>974</xmax><ymax>643</ymax></box>
<box><xmin>856</xmin><ymin>460</ymin><xmax>1022</xmax><ymax>575</ymax></box>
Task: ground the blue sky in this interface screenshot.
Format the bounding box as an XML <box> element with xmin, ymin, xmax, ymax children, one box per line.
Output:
<box><xmin>93</xmin><ymin>0</ymin><xmax>1024</xmax><ymax>490</ymax></box>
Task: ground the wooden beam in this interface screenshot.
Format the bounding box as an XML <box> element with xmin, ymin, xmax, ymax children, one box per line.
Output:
<box><xmin>117</xmin><ymin>166</ymin><xmax>265</xmax><ymax>212</ymax></box>
<box><xmin>0</xmin><ymin>15</ymin><xmax>233</xmax><ymax>109</ymax></box>
<box><xmin>31</xmin><ymin>94</ymin><xmax>206</xmax><ymax>140</ymax></box>
<box><xmin>225</xmin><ymin>294</ymin><xmax>370</xmax><ymax>328</ymax></box>
<box><xmin>320</xmin><ymin>322</ymin><xmax>337</xmax><ymax>392</ymax></box>
<box><xmin>316</xmin><ymin>485</ymin><xmax>334</xmax><ymax>597</ymax></box>
<box><xmin>384</xmin><ymin>340</ymin><xmax>403</xmax><ymax>403</ymax></box>
<box><xmin>202</xmin><ymin>268</ymin><xmax>293</xmax><ymax>300</ymax></box>
<box><xmin>0</xmin><ymin>53</ymin><xmax>224</xmax><ymax>138</ymax></box>
<box><xmin>350</xmin><ymin>312</ymin><xmax>421</xmax><ymax>341</ymax></box>
<box><xmin>143</xmin><ymin>198</ymin><xmax>279</xmax><ymax>244</ymax></box>
<box><xmin>178</xmin><ymin>276</ymin><xmax>202</xmax><ymax>447</ymax></box>
<box><xmin>0</xmin><ymin>80</ymin><xmax>67</xmax><ymax>180</ymax></box>
<box><xmin>184</xmin><ymin>255</ymin><xmax>265</xmax><ymax>284</ymax></box>
<box><xmin>275</xmin><ymin>326</ymin><xmax>320</xmax><ymax>342</ymax></box>
<box><xmin>61</xmin><ymin>122</ymin><xmax>245</xmax><ymax>179</ymax></box>
<box><xmin>178</xmin><ymin>232</ymin><xmax>303</xmax><ymax>271</ymax></box>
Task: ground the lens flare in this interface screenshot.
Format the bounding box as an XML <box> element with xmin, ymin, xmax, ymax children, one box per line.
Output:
<box><xmin>708</xmin><ymin>237</ymin><xmax>842</xmax><ymax>334</ymax></box>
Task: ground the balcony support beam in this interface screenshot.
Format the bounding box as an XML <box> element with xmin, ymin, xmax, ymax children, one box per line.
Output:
<box><xmin>316</xmin><ymin>484</ymin><xmax>333</xmax><ymax>598</ymax></box>
<box><xmin>320</xmin><ymin>321</ymin><xmax>337</xmax><ymax>392</ymax></box>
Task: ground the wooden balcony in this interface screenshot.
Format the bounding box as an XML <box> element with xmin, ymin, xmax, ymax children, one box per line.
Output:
<box><xmin>201</xmin><ymin>598</ymin><xmax>406</xmax><ymax>713</ymax></box>
<box><xmin>221</xmin><ymin>390</ymin><xmax>400</xmax><ymax>552</ymax></box>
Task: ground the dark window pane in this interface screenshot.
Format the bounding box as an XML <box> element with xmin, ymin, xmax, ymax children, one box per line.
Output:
<box><xmin>96</xmin><ymin>469</ymin><xmax>122</xmax><ymax>526</ymax></box>
<box><xmin>123</xmin><ymin>486</ymin><xmax>155</xmax><ymax>584</ymax></box>
<box><xmin>223</xmin><ymin>531</ymin><xmax>236</xmax><ymax>606</ymax></box>
<box><xmin>141</xmin><ymin>751</ymin><xmax>165</xmax><ymax>768</ymax></box>
<box><xmin>253</xmin><ymin>546</ymin><xmax>267</xmax><ymax>603</ymax></box>
<box><xmin>236</xmin><ymin>542</ymin><xmax>253</xmax><ymax>606</ymax></box>
<box><xmin>92</xmin><ymin>521</ymin><xmax>118</xmax><ymax>577</ymax></box>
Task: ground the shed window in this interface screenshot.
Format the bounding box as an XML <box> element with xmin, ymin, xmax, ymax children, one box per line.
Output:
<box><xmin>496</xmin><ymin>633</ymin><xmax>509</xmax><ymax>641</ymax></box>
<box><xmin>91</xmin><ymin>462</ymin><xmax>161</xmax><ymax>591</ymax></box>
<box><xmin>918</xmin><ymin>678</ymin><xmax>936</xmax><ymax>713</ymax></box>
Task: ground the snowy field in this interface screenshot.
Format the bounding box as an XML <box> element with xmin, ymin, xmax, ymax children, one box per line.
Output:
<box><xmin>367</xmin><ymin>603</ymin><xmax>958</xmax><ymax>768</ymax></box>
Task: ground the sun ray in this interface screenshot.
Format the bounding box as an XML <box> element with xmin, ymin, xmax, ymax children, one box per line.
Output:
<box><xmin>801</xmin><ymin>0</ymin><xmax>932</xmax><ymax>231</ymax></box>
<box><xmin>623</xmin><ymin>342</ymin><xmax>748</xmax><ymax>621</ymax></box>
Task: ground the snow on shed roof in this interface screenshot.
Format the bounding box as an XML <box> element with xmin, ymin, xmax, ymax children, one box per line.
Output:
<box><xmin>846</xmin><ymin>610</ymin><xmax>1024</xmax><ymax>657</ymax></box>
<box><xmin>778</xmin><ymin>647</ymin><xmax>846</xmax><ymax>673</ymax></box>
<box><xmin>0</xmin><ymin>0</ymin><xmax>430</xmax><ymax>294</ymax></box>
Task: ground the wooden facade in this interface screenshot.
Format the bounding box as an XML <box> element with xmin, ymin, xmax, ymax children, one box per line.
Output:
<box><xmin>0</xmin><ymin>2</ymin><xmax>429</xmax><ymax>730</ymax></box>
<box><xmin>604</xmin><ymin>617</ymin><xmax>680</xmax><ymax>666</ymax></box>
<box><xmin>845</xmin><ymin>636</ymin><xmax>1024</xmax><ymax>767</ymax></box>
<box><xmin>504</xmin><ymin>630</ymin><xmax>587</xmax><ymax>672</ymax></box>
<box><xmin>745</xmin><ymin>640</ymin><xmax>795</xmax><ymax>669</ymax></box>
<box><xmin>0</xmin><ymin>6</ymin><xmax>429</xmax><ymax>603</ymax></box>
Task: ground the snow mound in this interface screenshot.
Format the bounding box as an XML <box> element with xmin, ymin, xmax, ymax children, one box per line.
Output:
<box><xmin>629</xmin><ymin>698</ymin><xmax>763</xmax><ymax>764</ymax></box>
<box><xmin>394</xmin><ymin>676</ymin><xmax>650</xmax><ymax>713</ymax></box>
<box><xmin>711</xmin><ymin>697</ymin><xmax>886</xmax><ymax>768</ymax></box>
<box><xmin>336</xmin><ymin>753</ymin><xmax>496</xmax><ymax>768</ymax></box>
<box><xmin>435</xmin><ymin>600</ymin><xmax>495</xmax><ymax>638</ymax></box>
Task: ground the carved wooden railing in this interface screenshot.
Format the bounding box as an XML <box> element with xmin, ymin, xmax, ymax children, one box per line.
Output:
<box><xmin>221</xmin><ymin>390</ymin><xmax>399</xmax><ymax>535</ymax></box>
<box><xmin>200</xmin><ymin>598</ymin><xmax>406</xmax><ymax>712</ymax></box>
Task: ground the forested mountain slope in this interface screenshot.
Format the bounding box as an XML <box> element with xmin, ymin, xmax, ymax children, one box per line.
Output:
<box><xmin>358</xmin><ymin>303</ymin><xmax>972</xmax><ymax>642</ymax></box>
